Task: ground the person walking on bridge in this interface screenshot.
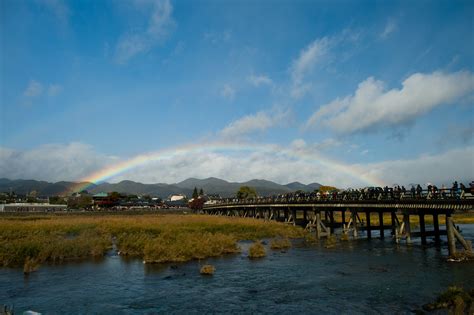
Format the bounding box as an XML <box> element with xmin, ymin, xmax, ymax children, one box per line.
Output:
<box><xmin>416</xmin><ymin>184</ymin><xmax>422</xmax><ymax>198</ymax></box>
<box><xmin>452</xmin><ymin>181</ymin><xmax>458</xmax><ymax>198</ymax></box>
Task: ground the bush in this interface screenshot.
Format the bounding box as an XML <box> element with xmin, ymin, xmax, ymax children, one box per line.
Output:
<box><xmin>200</xmin><ymin>264</ymin><xmax>215</xmax><ymax>275</ymax></box>
<box><xmin>248</xmin><ymin>241</ymin><xmax>266</xmax><ymax>259</ymax></box>
<box><xmin>270</xmin><ymin>237</ymin><xmax>291</xmax><ymax>250</ymax></box>
<box><xmin>23</xmin><ymin>256</ymin><xmax>40</xmax><ymax>275</ymax></box>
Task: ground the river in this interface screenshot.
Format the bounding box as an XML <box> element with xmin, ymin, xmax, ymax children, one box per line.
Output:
<box><xmin>1</xmin><ymin>225</ymin><xmax>473</xmax><ymax>314</ymax></box>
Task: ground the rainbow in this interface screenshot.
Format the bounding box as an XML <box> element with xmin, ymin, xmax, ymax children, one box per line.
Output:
<box><xmin>66</xmin><ymin>141</ymin><xmax>385</xmax><ymax>194</ymax></box>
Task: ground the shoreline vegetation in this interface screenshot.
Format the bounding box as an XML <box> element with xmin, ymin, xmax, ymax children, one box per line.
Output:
<box><xmin>1</xmin><ymin>212</ymin><xmax>473</xmax><ymax>273</ymax></box>
<box><xmin>422</xmin><ymin>286</ymin><xmax>474</xmax><ymax>314</ymax></box>
<box><xmin>0</xmin><ymin>214</ymin><xmax>305</xmax><ymax>272</ymax></box>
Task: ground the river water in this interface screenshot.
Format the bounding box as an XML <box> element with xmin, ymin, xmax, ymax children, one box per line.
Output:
<box><xmin>1</xmin><ymin>225</ymin><xmax>473</xmax><ymax>314</ymax></box>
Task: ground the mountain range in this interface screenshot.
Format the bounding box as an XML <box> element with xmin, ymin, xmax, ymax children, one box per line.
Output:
<box><xmin>0</xmin><ymin>178</ymin><xmax>322</xmax><ymax>198</ymax></box>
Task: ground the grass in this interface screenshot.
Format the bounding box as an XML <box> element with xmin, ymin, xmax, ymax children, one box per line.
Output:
<box><xmin>423</xmin><ymin>286</ymin><xmax>474</xmax><ymax>313</ymax></box>
<box><xmin>200</xmin><ymin>264</ymin><xmax>215</xmax><ymax>275</ymax></box>
<box><xmin>248</xmin><ymin>241</ymin><xmax>266</xmax><ymax>258</ymax></box>
<box><xmin>0</xmin><ymin>214</ymin><xmax>305</xmax><ymax>271</ymax></box>
<box><xmin>270</xmin><ymin>237</ymin><xmax>291</xmax><ymax>250</ymax></box>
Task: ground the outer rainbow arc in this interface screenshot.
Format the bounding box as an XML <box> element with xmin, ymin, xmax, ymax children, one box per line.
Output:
<box><xmin>66</xmin><ymin>141</ymin><xmax>385</xmax><ymax>195</ymax></box>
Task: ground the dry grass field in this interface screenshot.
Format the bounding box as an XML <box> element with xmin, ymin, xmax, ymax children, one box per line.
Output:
<box><xmin>0</xmin><ymin>214</ymin><xmax>305</xmax><ymax>270</ymax></box>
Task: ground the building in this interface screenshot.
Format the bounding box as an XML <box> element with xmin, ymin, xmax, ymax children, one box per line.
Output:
<box><xmin>0</xmin><ymin>203</ymin><xmax>67</xmax><ymax>212</ymax></box>
<box><xmin>165</xmin><ymin>194</ymin><xmax>187</xmax><ymax>207</ymax></box>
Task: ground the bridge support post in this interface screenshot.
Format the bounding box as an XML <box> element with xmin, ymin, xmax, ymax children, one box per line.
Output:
<box><xmin>447</xmin><ymin>215</ymin><xmax>456</xmax><ymax>256</ymax></box>
<box><xmin>419</xmin><ymin>214</ymin><xmax>427</xmax><ymax>245</ymax></box>
<box><xmin>433</xmin><ymin>214</ymin><xmax>440</xmax><ymax>246</ymax></box>
<box><xmin>366</xmin><ymin>211</ymin><xmax>371</xmax><ymax>239</ymax></box>
<box><xmin>352</xmin><ymin>210</ymin><xmax>358</xmax><ymax>239</ymax></box>
<box><xmin>379</xmin><ymin>212</ymin><xmax>384</xmax><ymax>239</ymax></box>
<box><xmin>315</xmin><ymin>211</ymin><xmax>322</xmax><ymax>239</ymax></box>
<box><xmin>391</xmin><ymin>211</ymin><xmax>397</xmax><ymax>237</ymax></box>
<box><xmin>403</xmin><ymin>213</ymin><xmax>411</xmax><ymax>244</ymax></box>
<box><xmin>329</xmin><ymin>210</ymin><xmax>335</xmax><ymax>233</ymax></box>
<box><xmin>341</xmin><ymin>210</ymin><xmax>346</xmax><ymax>226</ymax></box>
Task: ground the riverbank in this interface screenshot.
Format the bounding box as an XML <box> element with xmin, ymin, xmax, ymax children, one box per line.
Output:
<box><xmin>2</xmin><ymin>227</ymin><xmax>473</xmax><ymax>314</ymax></box>
<box><xmin>0</xmin><ymin>214</ymin><xmax>305</xmax><ymax>270</ymax></box>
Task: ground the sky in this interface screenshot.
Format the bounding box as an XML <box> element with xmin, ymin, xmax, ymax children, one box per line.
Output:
<box><xmin>0</xmin><ymin>0</ymin><xmax>473</xmax><ymax>188</ymax></box>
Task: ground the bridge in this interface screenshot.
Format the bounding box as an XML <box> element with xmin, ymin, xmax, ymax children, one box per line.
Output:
<box><xmin>203</xmin><ymin>191</ymin><xmax>474</xmax><ymax>257</ymax></box>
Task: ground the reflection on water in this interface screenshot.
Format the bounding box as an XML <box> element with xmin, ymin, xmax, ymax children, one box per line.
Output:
<box><xmin>1</xmin><ymin>225</ymin><xmax>473</xmax><ymax>314</ymax></box>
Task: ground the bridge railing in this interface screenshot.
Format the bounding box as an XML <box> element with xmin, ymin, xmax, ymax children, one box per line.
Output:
<box><xmin>205</xmin><ymin>188</ymin><xmax>474</xmax><ymax>206</ymax></box>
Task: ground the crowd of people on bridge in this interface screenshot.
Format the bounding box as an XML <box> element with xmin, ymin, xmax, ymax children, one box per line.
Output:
<box><xmin>216</xmin><ymin>181</ymin><xmax>474</xmax><ymax>204</ymax></box>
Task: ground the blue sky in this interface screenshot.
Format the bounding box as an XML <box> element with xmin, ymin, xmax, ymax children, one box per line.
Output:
<box><xmin>1</xmin><ymin>0</ymin><xmax>473</xmax><ymax>188</ymax></box>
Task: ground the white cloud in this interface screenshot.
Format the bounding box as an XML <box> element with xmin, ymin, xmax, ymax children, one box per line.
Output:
<box><xmin>305</xmin><ymin>70</ymin><xmax>474</xmax><ymax>134</ymax></box>
<box><xmin>115</xmin><ymin>0</ymin><xmax>175</xmax><ymax>64</ymax></box>
<box><xmin>291</xmin><ymin>138</ymin><xmax>342</xmax><ymax>152</ymax></box>
<box><xmin>290</xmin><ymin>37</ymin><xmax>330</xmax><ymax>98</ymax></box>
<box><xmin>23</xmin><ymin>80</ymin><xmax>43</xmax><ymax>98</ymax></box>
<box><xmin>220</xmin><ymin>84</ymin><xmax>236</xmax><ymax>100</ymax></box>
<box><xmin>360</xmin><ymin>146</ymin><xmax>474</xmax><ymax>187</ymax></box>
<box><xmin>248</xmin><ymin>74</ymin><xmax>272</xmax><ymax>87</ymax></box>
<box><xmin>2</xmin><ymin>142</ymin><xmax>472</xmax><ymax>189</ymax></box>
<box><xmin>0</xmin><ymin>143</ymin><xmax>116</xmax><ymax>182</ymax></box>
<box><xmin>380</xmin><ymin>18</ymin><xmax>397</xmax><ymax>39</ymax></box>
<box><xmin>220</xmin><ymin>108</ymin><xmax>291</xmax><ymax>139</ymax></box>
<box><xmin>48</xmin><ymin>84</ymin><xmax>62</xmax><ymax>96</ymax></box>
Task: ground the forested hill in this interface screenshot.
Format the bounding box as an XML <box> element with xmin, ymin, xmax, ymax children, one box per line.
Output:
<box><xmin>0</xmin><ymin>177</ymin><xmax>321</xmax><ymax>198</ymax></box>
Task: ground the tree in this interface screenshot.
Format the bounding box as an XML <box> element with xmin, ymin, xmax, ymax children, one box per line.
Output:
<box><xmin>236</xmin><ymin>186</ymin><xmax>257</xmax><ymax>200</ymax></box>
<box><xmin>67</xmin><ymin>195</ymin><xmax>93</xmax><ymax>209</ymax></box>
<box><xmin>109</xmin><ymin>191</ymin><xmax>122</xmax><ymax>201</ymax></box>
<box><xmin>199</xmin><ymin>188</ymin><xmax>204</xmax><ymax>196</ymax></box>
<box><xmin>192</xmin><ymin>187</ymin><xmax>199</xmax><ymax>199</ymax></box>
<box><xmin>188</xmin><ymin>197</ymin><xmax>205</xmax><ymax>212</ymax></box>
<box><xmin>316</xmin><ymin>185</ymin><xmax>338</xmax><ymax>193</ymax></box>
<box><xmin>141</xmin><ymin>194</ymin><xmax>152</xmax><ymax>202</ymax></box>
<box><xmin>49</xmin><ymin>196</ymin><xmax>67</xmax><ymax>205</ymax></box>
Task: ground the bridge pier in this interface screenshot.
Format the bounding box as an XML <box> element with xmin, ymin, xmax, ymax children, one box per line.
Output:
<box><xmin>329</xmin><ymin>210</ymin><xmax>335</xmax><ymax>234</ymax></box>
<box><xmin>403</xmin><ymin>213</ymin><xmax>411</xmax><ymax>244</ymax></box>
<box><xmin>391</xmin><ymin>211</ymin><xmax>397</xmax><ymax>237</ymax></box>
<box><xmin>447</xmin><ymin>215</ymin><xmax>456</xmax><ymax>256</ymax></box>
<box><xmin>366</xmin><ymin>211</ymin><xmax>372</xmax><ymax>239</ymax></box>
<box><xmin>316</xmin><ymin>211</ymin><xmax>322</xmax><ymax>238</ymax></box>
<box><xmin>379</xmin><ymin>212</ymin><xmax>384</xmax><ymax>239</ymax></box>
<box><xmin>419</xmin><ymin>214</ymin><xmax>427</xmax><ymax>245</ymax></box>
<box><xmin>433</xmin><ymin>214</ymin><xmax>440</xmax><ymax>246</ymax></box>
<box><xmin>351</xmin><ymin>210</ymin><xmax>358</xmax><ymax>239</ymax></box>
<box><xmin>446</xmin><ymin>214</ymin><xmax>473</xmax><ymax>257</ymax></box>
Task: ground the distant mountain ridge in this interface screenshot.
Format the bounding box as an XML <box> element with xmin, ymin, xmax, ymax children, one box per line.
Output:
<box><xmin>0</xmin><ymin>178</ymin><xmax>322</xmax><ymax>198</ymax></box>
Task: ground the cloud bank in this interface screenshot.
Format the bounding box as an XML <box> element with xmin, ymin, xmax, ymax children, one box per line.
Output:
<box><xmin>305</xmin><ymin>71</ymin><xmax>474</xmax><ymax>134</ymax></box>
<box><xmin>1</xmin><ymin>142</ymin><xmax>472</xmax><ymax>188</ymax></box>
